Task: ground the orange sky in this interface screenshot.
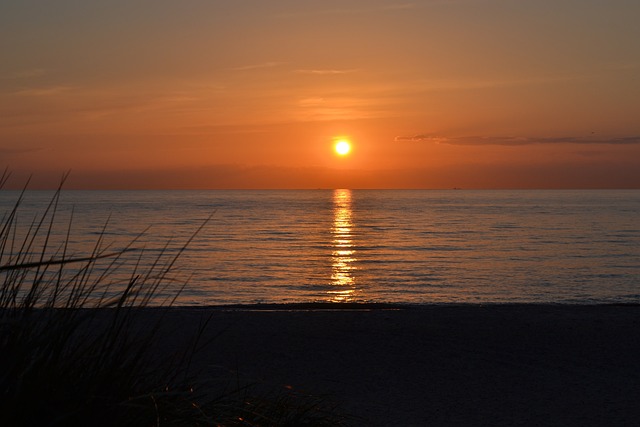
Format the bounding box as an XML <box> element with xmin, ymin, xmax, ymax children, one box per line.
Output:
<box><xmin>1</xmin><ymin>1</ymin><xmax>639</xmax><ymax>189</ymax></box>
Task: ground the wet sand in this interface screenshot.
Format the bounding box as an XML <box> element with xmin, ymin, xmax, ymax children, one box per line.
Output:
<box><xmin>151</xmin><ymin>304</ymin><xmax>640</xmax><ymax>426</ymax></box>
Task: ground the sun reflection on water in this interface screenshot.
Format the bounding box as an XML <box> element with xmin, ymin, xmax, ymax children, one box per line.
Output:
<box><xmin>329</xmin><ymin>189</ymin><xmax>358</xmax><ymax>302</ymax></box>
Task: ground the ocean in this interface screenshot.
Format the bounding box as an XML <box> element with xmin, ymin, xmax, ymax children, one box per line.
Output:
<box><xmin>1</xmin><ymin>189</ymin><xmax>639</xmax><ymax>305</ymax></box>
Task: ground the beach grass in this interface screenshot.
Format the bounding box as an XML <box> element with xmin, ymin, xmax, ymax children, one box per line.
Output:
<box><xmin>0</xmin><ymin>171</ymin><xmax>348</xmax><ymax>426</ymax></box>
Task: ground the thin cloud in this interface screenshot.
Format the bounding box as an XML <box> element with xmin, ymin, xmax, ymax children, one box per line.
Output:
<box><xmin>0</xmin><ymin>146</ymin><xmax>43</xmax><ymax>155</ymax></box>
<box><xmin>0</xmin><ymin>69</ymin><xmax>46</xmax><ymax>80</ymax></box>
<box><xmin>276</xmin><ymin>3</ymin><xmax>416</xmax><ymax>18</ymax></box>
<box><xmin>230</xmin><ymin>62</ymin><xmax>283</xmax><ymax>71</ymax></box>
<box><xmin>394</xmin><ymin>135</ymin><xmax>640</xmax><ymax>145</ymax></box>
<box><xmin>382</xmin><ymin>3</ymin><xmax>416</xmax><ymax>11</ymax></box>
<box><xmin>15</xmin><ymin>86</ymin><xmax>73</xmax><ymax>97</ymax></box>
<box><xmin>395</xmin><ymin>135</ymin><xmax>449</xmax><ymax>143</ymax></box>
<box><xmin>296</xmin><ymin>95</ymin><xmax>386</xmax><ymax>120</ymax></box>
<box><xmin>298</xmin><ymin>97</ymin><xmax>325</xmax><ymax>106</ymax></box>
<box><xmin>294</xmin><ymin>69</ymin><xmax>357</xmax><ymax>75</ymax></box>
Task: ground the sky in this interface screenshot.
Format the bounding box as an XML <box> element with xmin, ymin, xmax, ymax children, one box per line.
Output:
<box><xmin>1</xmin><ymin>0</ymin><xmax>639</xmax><ymax>189</ymax></box>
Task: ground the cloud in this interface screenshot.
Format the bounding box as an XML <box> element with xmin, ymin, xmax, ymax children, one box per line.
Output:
<box><xmin>295</xmin><ymin>96</ymin><xmax>385</xmax><ymax>121</ymax></box>
<box><xmin>275</xmin><ymin>3</ymin><xmax>416</xmax><ymax>18</ymax></box>
<box><xmin>0</xmin><ymin>146</ymin><xmax>43</xmax><ymax>155</ymax></box>
<box><xmin>230</xmin><ymin>62</ymin><xmax>283</xmax><ymax>71</ymax></box>
<box><xmin>395</xmin><ymin>135</ymin><xmax>449</xmax><ymax>143</ymax></box>
<box><xmin>15</xmin><ymin>86</ymin><xmax>73</xmax><ymax>97</ymax></box>
<box><xmin>294</xmin><ymin>69</ymin><xmax>357</xmax><ymax>75</ymax></box>
<box><xmin>382</xmin><ymin>3</ymin><xmax>416</xmax><ymax>11</ymax></box>
<box><xmin>298</xmin><ymin>97</ymin><xmax>325</xmax><ymax>107</ymax></box>
<box><xmin>394</xmin><ymin>135</ymin><xmax>640</xmax><ymax>145</ymax></box>
<box><xmin>0</xmin><ymin>69</ymin><xmax>46</xmax><ymax>80</ymax></box>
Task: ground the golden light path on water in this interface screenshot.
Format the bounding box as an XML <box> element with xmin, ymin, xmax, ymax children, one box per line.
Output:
<box><xmin>329</xmin><ymin>189</ymin><xmax>358</xmax><ymax>302</ymax></box>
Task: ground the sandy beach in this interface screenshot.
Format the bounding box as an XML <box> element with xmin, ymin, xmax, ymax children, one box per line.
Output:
<box><xmin>146</xmin><ymin>304</ymin><xmax>640</xmax><ymax>426</ymax></box>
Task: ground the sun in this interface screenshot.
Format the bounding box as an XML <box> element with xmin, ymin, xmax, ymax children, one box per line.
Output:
<box><xmin>334</xmin><ymin>139</ymin><xmax>352</xmax><ymax>156</ymax></box>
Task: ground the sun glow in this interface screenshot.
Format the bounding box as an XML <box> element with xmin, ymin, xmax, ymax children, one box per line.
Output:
<box><xmin>334</xmin><ymin>139</ymin><xmax>352</xmax><ymax>156</ymax></box>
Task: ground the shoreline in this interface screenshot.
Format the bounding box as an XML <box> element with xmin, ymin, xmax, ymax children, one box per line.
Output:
<box><xmin>142</xmin><ymin>303</ymin><xmax>640</xmax><ymax>426</ymax></box>
<box><xmin>132</xmin><ymin>300</ymin><xmax>640</xmax><ymax>313</ymax></box>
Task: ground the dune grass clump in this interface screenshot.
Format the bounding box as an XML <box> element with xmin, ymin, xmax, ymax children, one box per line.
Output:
<box><xmin>0</xmin><ymin>172</ymin><xmax>348</xmax><ymax>426</ymax></box>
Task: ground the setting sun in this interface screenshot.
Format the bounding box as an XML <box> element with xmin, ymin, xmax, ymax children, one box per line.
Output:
<box><xmin>334</xmin><ymin>140</ymin><xmax>352</xmax><ymax>156</ymax></box>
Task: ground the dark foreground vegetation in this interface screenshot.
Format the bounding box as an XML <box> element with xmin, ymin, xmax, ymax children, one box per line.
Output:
<box><xmin>0</xmin><ymin>172</ymin><xmax>347</xmax><ymax>426</ymax></box>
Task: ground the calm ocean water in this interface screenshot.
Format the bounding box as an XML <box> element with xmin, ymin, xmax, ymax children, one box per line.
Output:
<box><xmin>1</xmin><ymin>190</ymin><xmax>639</xmax><ymax>305</ymax></box>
